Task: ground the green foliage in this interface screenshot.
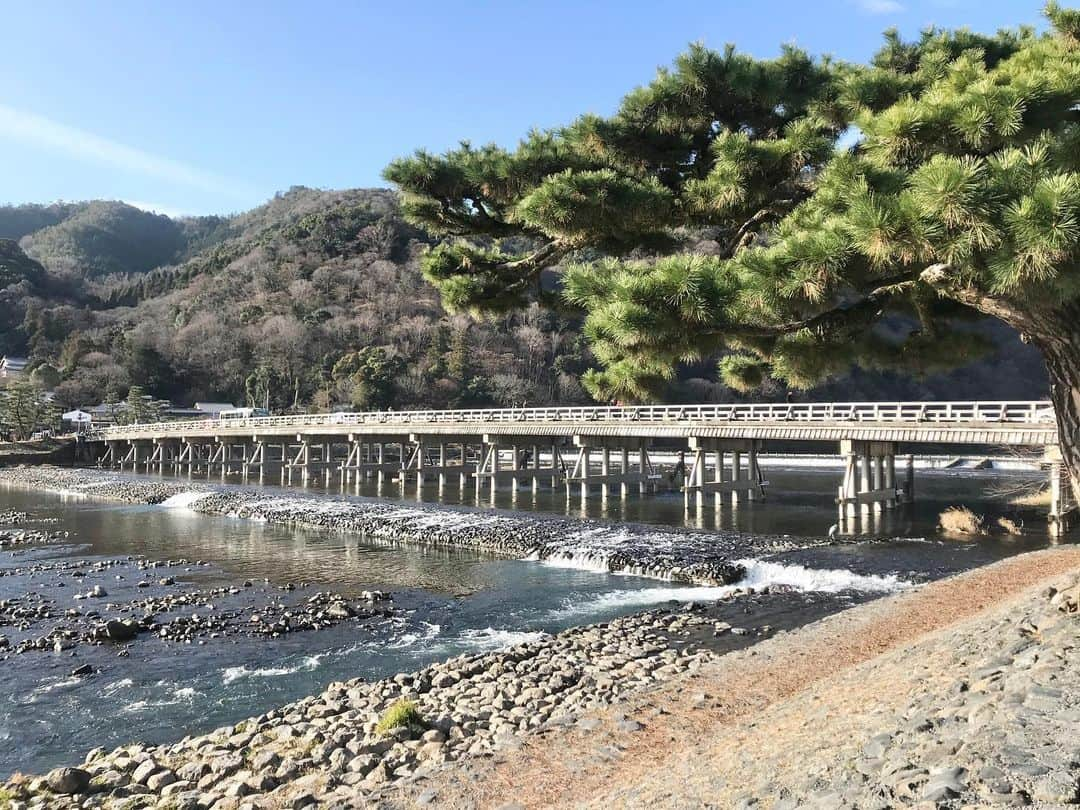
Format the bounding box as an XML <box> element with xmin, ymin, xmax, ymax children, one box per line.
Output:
<box><xmin>516</xmin><ymin>169</ymin><xmax>676</xmax><ymax>247</ymax></box>
<box><xmin>331</xmin><ymin>348</ymin><xmax>405</xmax><ymax>410</ymax></box>
<box><xmin>122</xmin><ymin>385</ymin><xmax>160</xmax><ymax>424</ymax></box>
<box><xmin>0</xmin><ymin>239</ymin><xmax>45</xmax><ymax>288</ymax></box>
<box><xmin>719</xmin><ymin>354</ymin><xmax>768</xmax><ymax>392</ymax></box>
<box><xmin>20</xmin><ymin>201</ymin><xmax>188</xmax><ymax>279</ymax></box>
<box><xmin>375</xmin><ymin>699</ymin><xmax>424</xmax><ymax>736</ymax></box>
<box><xmin>1047</xmin><ymin>1</ymin><xmax>1080</xmax><ymax>41</ymax></box>
<box><xmin>421</xmin><ymin>242</ymin><xmax>535</xmax><ymax>314</ymax></box>
<box><xmin>385</xmin><ymin>6</ymin><xmax>1080</xmax><ymax>402</ymax></box>
<box><xmin>0</xmin><ymin>380</ymin><xmax>55</xmax><ymax>440</ymax></box>
<box><xmin>29</xmin><ymin>363</ymin><xmax>60</xmax><ymax>390</ymax></box>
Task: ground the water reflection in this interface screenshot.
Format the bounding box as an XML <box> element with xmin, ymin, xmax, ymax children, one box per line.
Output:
<box><xmin>139</xmin><ymin>461</ymin><xmax>1061</xmax><ymax>541</ymax></box>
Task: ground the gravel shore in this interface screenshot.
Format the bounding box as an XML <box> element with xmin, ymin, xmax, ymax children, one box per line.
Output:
<box><xmin>3</xmin><ymin>548</ymin><xmax>1078</xmax><ymax>808</ymax></box>
<box><xmin>0</xmin><ymin>466</ymin><xmax>833</xmax><ymax>586</ymax></box>
<box><xmin>417</xmin><ymin>546</ymin><xmax>1080</xmax><ymax>809</ymax></box>
<box><xmin>1</xmin><ymin>599</ymin><xmax>750</xmax><ymax>809</ymax></box>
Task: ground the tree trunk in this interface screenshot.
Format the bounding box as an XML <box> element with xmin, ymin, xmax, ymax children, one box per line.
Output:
<box><xmin>921</xmin><ymin>269</ymin><xmax>1080</xmax><ymax>511</ymax></box>
<box><xmin>1036</xmin><ymin>329</ymin><xmax>1080</xmax><ymax>509</ymax></box>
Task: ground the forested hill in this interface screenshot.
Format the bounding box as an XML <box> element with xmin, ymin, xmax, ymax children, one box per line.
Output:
<box><xmin>0</xmin><ymin>188</ymin><xmax>1048</xmax><ymax>412</ymax></box>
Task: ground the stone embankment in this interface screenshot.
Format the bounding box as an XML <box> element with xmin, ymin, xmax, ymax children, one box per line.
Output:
<box><xmin>0</xmin><ymin>466</ymin><xmax>827</xmax><ymax>586</ymax></box>
<box><xmin>746</xmin><ymin>571</ymin><xmax>1080</xmax><ymax>808</ymax></box>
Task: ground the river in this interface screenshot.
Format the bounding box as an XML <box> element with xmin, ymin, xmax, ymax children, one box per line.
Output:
<box><xmin>0</xmin><ymin>463</ymin><xmax>1070</xmax><ymax>778</ymax></box>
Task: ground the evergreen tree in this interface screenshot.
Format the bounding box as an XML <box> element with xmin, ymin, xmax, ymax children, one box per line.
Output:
<box><xmin>102</xmin><ymin>386</ymin><xmax>121</xmax><ymax>422</ymax></box>
<box><xmin>29</xmin><ymin>363</ymin><xmax>60</xmax><ymax>390</ymax></box>
<box><xmin>1</xmin><ymin>380</ymin><xmax>54</xmax><ymax>440</ymax></box>
<box><xmin>330</xmin><ymin>348</ymin><xmax>404</xmax><ymax>410</ymax></box>
<box><xmin>123</xmin><ymin>385</ymin><xmax>158</xmax><ymax>424</ymax></box>
<box><xmin>245</xmin><ymin>366</ymin><xmax>273</xmax><ymax>410</ymax></box>
<box><xmin>386</xmin><ymin>4</ymin><xmax>1080</xmax><ymax>499</ymax></box>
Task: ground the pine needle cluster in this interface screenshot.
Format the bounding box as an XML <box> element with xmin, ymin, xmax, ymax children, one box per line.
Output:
<box><xmin>386</xmin><ymin>6</ymin><xmax>1080</xmax><ymax>403</ymax></box>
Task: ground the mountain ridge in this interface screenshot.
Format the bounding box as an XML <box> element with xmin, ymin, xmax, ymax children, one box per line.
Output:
<box><xmin>0</xmin><ymin>187</ymin><xmax>1049</xmax><ymax>411</ymax></box>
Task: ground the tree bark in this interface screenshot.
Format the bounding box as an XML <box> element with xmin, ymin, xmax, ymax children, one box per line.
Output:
<box><xmin>919</xmin><ymin>266</ymin><xmax>1080</xmax><ymax>508</ymax></box>
<box><xmin>1033</xmin><ymin>326</ymin><xmax>1080</xmax><ymax>509</ymax></box>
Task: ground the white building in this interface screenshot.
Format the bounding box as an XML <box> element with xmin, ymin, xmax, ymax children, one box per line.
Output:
<box><xmin>194</xmin><ymin>402</ymin><xmax>235</xmax><ymax>416</ymax></box>
<box><xmin>62</xmin><ymin>409</ymin><xmax>93</xmax><ymax>432</ymax></box>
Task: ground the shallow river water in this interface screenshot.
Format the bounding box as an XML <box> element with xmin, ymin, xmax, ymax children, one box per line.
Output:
<box><xmin>0</xmin><ymin>465</ymin><xmax>1072</xmax><ymax>777</ymax></box>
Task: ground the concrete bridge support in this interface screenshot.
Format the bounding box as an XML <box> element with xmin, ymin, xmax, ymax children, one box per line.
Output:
<box><xmin>684</xmin><ymin>438</ymin><xmax>765</xmax><ymax>506</ymax></box>
<box><xmin>403</xmin><ymin>435</ymin><xmax>480</xmax><ymax>492</ymax></box>
<box><xmin>568</xmin><ymin>436</ymin><xmax>657</xmax><ymax>500</ymax></box>
<box><xmin>148</xmin><ymin>439</ymin><xmax>180</xmax><ymax>473</ymax></box>
<box><xmin>838</xmin><ymin>440</ymin><xmax>899</xmax><ymax>524</ymax></box>
<box><xmin>1046</xmin><ymin>447</ymin><xmax>1078</xmax><ymax>537</ymax></box>
<box><xmin>474</xmin><ymin>436</ymin><xmax>565</xmax><ymax>500</ymax></box>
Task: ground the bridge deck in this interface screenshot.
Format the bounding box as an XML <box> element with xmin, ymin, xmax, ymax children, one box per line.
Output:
<box><xmin>89</xmin><ymin>401</ymin><xmax>1059</xmax><ymax>448</ymax></box>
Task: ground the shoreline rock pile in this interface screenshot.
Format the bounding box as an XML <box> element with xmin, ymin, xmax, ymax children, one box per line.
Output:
<box><xmin>0</xmin><ymin>527</ymin><xmax>71</xmax><ymax>550</ymax></box>
<box><xmin>0</xmin><ymin>576</ymin><xmax>398</xmax><ymax>658</ymax></box>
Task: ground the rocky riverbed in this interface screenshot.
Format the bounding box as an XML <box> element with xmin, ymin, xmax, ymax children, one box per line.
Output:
<box><xmin>0</xmin><ymin>466</ymin><xmax>842</xmax><ymax>586</ymax></box>
<box><xmin>6</xmin><ymin>552</ymin><xmax>1080</xmax><ymax>809</ymax></box>
<box><xmin>1</xmin><ymin>505</ymin><xmax>398</xmax><ymax>660</ymax></box>
<box><xmin>0</xmin><ymin>593</ymin><xmax>772</xmax><ymax>809</ymax></box>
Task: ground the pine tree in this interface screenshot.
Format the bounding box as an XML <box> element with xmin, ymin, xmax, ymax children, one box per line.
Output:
<box><xmin>1</xmin><ymin>379</ymin><xmax>54</xmax><ymax>440</ymax></box>
<box><xmin>386</xmin><ymin>3</ymin><xmax>1080</xmax><ymax>500</ymax></box>
<box><xmin>123</xmin><ymin>385</ymin><xmax>158</xmax><ymax>424</ymax></box>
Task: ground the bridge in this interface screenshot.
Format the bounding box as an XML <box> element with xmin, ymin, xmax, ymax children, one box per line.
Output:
<box><xmin>85</xmin><ymin>400</ymin><xmax>1074</xmax><ymax>534</ymax></box>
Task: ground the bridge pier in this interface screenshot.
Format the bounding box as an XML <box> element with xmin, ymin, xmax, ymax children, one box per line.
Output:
<box><xmin>838</xmin><ymin>440</ymin><xmax>900</xmax><ymax>525</ymax></box>
<box><xmin>1046</xmin><ymin>447</ymin><xmax>1078</xmax><ymax>537</ymax></box>
<box><xmin>149</xmin><ymin>438</ymin><xmax>180</xmax><ymax>473</ymax></box>
<box><xmin>569</xmin><ymin>436</ymin><xmax>656</xmax><ymax>499</ymax></box>
<box><xmin>684</xmin><ymin>438</ymin><xmax>765</xmax><ymax>506</ymax></box>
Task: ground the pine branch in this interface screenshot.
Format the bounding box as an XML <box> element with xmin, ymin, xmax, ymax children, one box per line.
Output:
<box><xmin>495</xmin><ymin>240</ymin><xmax>571</xmax><ymax>275</ymax></box>
<box><xmin>719</xmin><ymin>270</ymin><xmax>922</xmax><ymax>338</ymax></box>
<box><xmin>722</xmin><ymin>204</ymin><xmax>787</xmax><ymax>257</ymax></box>
<box><xmin>918</xmin><ymin>263</ymin><xmax>1050</xmax><ymax>337</ymax></box>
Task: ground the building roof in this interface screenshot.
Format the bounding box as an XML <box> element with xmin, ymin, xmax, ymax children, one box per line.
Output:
<box><xmin>164</xmin><ymin>408</ymin><xmax>209</xmax><ymax>417</ymax></box>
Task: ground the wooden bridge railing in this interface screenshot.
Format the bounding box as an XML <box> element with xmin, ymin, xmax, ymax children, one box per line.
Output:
<box><xmin>88</xmin><ymin>400</ymin><xmax>1056</xmax><ymax>440</ymax></box>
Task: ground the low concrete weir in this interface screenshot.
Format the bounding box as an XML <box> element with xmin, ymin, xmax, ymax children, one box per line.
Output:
<box><xmin>82</xmin><ymin>401</ymin><xmax>1074</xmax><ymax>534</ymax></box>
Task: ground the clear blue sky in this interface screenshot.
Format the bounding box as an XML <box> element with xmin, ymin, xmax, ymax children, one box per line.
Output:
<box><xmin>1</xmin><ymin>0</ymin><xmax>1048</xmax><ymax>217</ymax></box>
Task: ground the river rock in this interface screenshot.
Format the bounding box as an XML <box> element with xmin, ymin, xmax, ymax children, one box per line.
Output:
<box><xmin>105</xmin><ymin>618</ymin><xmax>139</xmax><ymax>641</ymax></box>
<box><xmin>45</xmin><ymin>767</ymin><xmax>90</xmax><ymax>794</ymax></box>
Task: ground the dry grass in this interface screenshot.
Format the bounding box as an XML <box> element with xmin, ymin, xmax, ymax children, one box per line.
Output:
<box><xmin>997</xmin><ymin>516</ymin><xmax>1024</xmax><ymax>535</ymax></box>
<box><xmin>938</xmin><ymin>506</ymin><xmax>987</xmax><ymax>537</ymax></box>
<box><xmin>1011</xmin><ymin>488</ymin><xmax>1051</xmax><ymax>508</ymax></box>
